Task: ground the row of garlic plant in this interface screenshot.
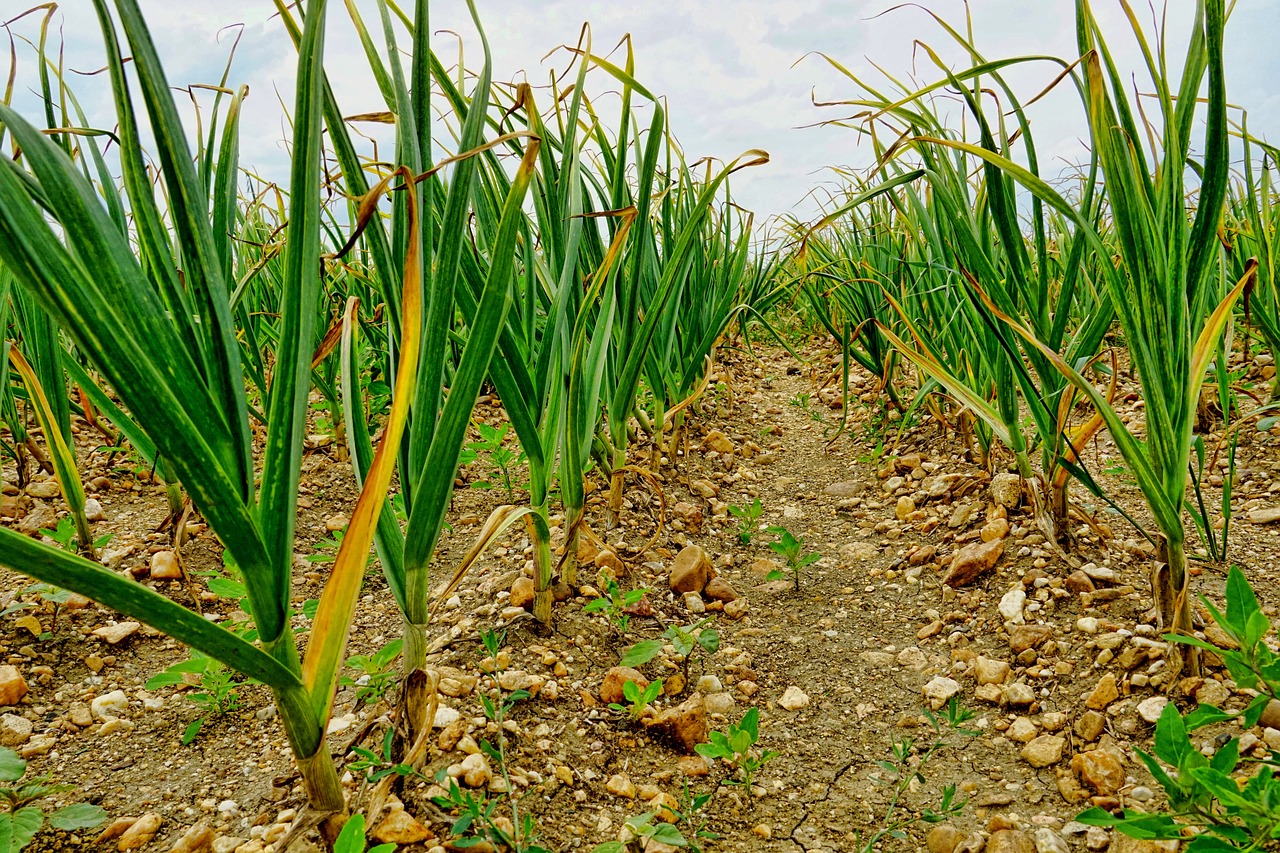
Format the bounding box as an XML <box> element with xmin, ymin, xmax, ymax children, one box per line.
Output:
<box><xmin>804</xmin><ymin>0</ymin><xmax>1248</xmax><ymax>682</ymax></box>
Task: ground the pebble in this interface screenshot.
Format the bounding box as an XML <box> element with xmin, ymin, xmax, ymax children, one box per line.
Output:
<box><xmin>1020</xmin><ymin>734</ymin><xmax>1065</xmax><ymax>767</ymax></box>
<box><xmin>988</xmin><ymin>830</ymin><xmax>1036</xmax><ymax>853</ymax></box>
<box><xmin>1086</xmin><ymin>674</ymin><xmax>1118</xmax><ymax>709</ymax></box>
<box><xmin>1072</xmin><ymin>749</ymin><xmax>1125</xmax><ymax>796</ymax></box>
<box><xmin>0</xmin><ymin>667</ymin><xmax>28</xmax><ymax>706</ymax></box>
<box><xmin>998</xmin><ymin>588</ymin><xmax>1027</xmax><ymax>623</ymax></box>
<box><xmin>91</xmin><ymin>690</ymin><xmax>129</xmax><ymax>720</ymax></box>
<box><xmin>922</xmin><ymin>676</ymin><xmax>961</xmax><ymax>709</ymax></box>
<box><xmin>1075</xmin><ymin>710</ymin><xmax>1105</xmax><ymax>742</ymax></box>
<box><xmin>777</xmin><ymin>686</ymin><xmax>810</xmax><ymax>711</ymax></box>
<box><xmin>682</xmin><ymin>592</ymin><xmax>706</xmax><ymax>614</ymax></box>
<box><xmin>117</xmin><ymin>813</ymin><xmax>162</xmax><ymax>850</ymax></box>
<box><xmin>83</xmin><ymin>498</ymin><xmax>105</xmax><ymax>521</ymax></box>
<box><xmin>92</xmin><ymin>622</ymin><xmax>141</xmax><ymax>645</ymax></box>
<box><xmin>606</xmin><ymin>774</ymin><xmax>636</xmax><ymax>798</ymax></box>
<box><xmin>150</xmin><ymin>551</ymin><xmax>181</xmax><ymax>580</ymax></box>
<box><xmin>170</xmin><ymin>824</ymin><xmax>214</xmax><ymax>853</ymax></box>
<box><xmin>372</xmin><ymin>810</ymin><xmax>431</xmax><ymax>844</ymax></box>
<box><xmin>695</xmin><ymin>676</ymin><xmax>723</xmax><ymax>694</ymax></box>
<box><xmin>991</xmin><ymin>473</ymin><xmax>1022</xmax><ymax>507</ymax></box>
<box><xmin>669</xmin><ymin>545</ymin><xmax>713</xmax><ymax>594</ymax></box>
<box><xmin>0</xmin><ymin>714</ymin><xmax>31</xmax><ymax>746</ymax></box>
<box><xmin>943</xmin><ymin>538</ymin><xmax>1004</xmax><ymax>587</ymax></box>
<box><xmin>1136</xmin><ymin>695</ymin><xmax>1169</xmax><ymax>724</ymax></box>
<box><xmin>1008</xmin><ymin>716</ymin><xmax>1038</xmax><ymax>743</ymax></box>
<box><xmin>1033</xmin><ymin>828</ymin><xmax>1070</xmax><ymax>853</ymax></box>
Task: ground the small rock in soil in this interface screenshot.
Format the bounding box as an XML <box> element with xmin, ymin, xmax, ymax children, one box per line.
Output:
<box><xmin>927</xmin><ymin>825</ymin><xmax>965</xmax><ymax>853</ymax></box>
<box><xmin>1075</xmin><ymin>710</ymin><xmax>1106</xmax><ymax>742</ymax></box>
<box><xmin>0</xmin><ymin>714</ymin><xmax>31</xmax><ymax>746</ymax></box>
<box><xmin>0</xmin><ymin>668</ymin><xmax>27</xmax><ymax>708</ymax></box>
<box><xmin>1021</xmin><ymin>734</ymin><xmax>1065</xmax><ymax>767</ymax></box>
<box><xmin>606</xmin><ymin>774</ymin><xmax>636</xmax><ymax>798</ymax></box>
<box><xmin>1065</xmin><ymin>570</ymin><xmax>1095</xmax><ymax>594</ymax></box>
<box><xmin>923</xmin><ymin>676</ymin><xmax>961</xmax><ymax>709</ymax></box>
<box><xmin>643</xmin><ymin>693</ymin><xmax>708</xmax><ymax>754</ymax></box>
<box><xmin>975</xmin><ymin>656</ymin><xmax>1011</xmax><ymax>685</ymax></box>
<box><xmin>373</xmin><ymin>810</ymin><xmax>432</xmax><ymax>844</ymax></box>
<box><xmin>600</xmin><ymin>667</ymin><xmax>648</xmax><ymax>705</ymax></box>
<box><xmin>991</xmin><ymin>473</ymin><xmax>1022</xmax><ymax>508</ymax></box>
<box><xmin>823</xmin><ymin>480</ymin><xmax>864</xmax><ymax>498</ymax></box>
<box><xmin>944</xmin><ymin>538</ymin><xmax>1004</xmax><ymax>587</ymax></box>
<box><xmin>150</xmin><ymin>551</ymin><xmax>181</xmax><ymax>580</ymax></box>
<box><xmin>510</xmin><ymin>576</ymin><xmax>535</xmax><ymax>610</ymax></box>
<box><xmin>117</xmin><ymin>813</ymin><xmax>162</xmax><ymax>850</ymax></box>
<box><xmin>777</xmin><ymin>686</ymin><xmax>810</xmax><ymax>711</ymax></box>
<box><xmin>987</xmin><ymin>829</ymin><xmax>1036</xmax><ymax>853</ymax></box>
<box><xmin>1246</xmin><ymin>506</ymin><xmax>1280</xmax><ymax>524</ymax></box>
<box><xmin>669</xmin><ymin>545</ymin><xmax>713</xmax><ymax>594</ymax></box>
<box><xmin>704</xmin><ymin>577</ymin><xmax>738</xmax><ymax>602</ymax></box>
<box><xmin>169</xmin><ymin>823</ymin><xmax>213</xmax><ymax>853</ymax></box>
<box><xmin>1072</xmin><ymin>749</ymin><xmax>1125</xmax><ymax>796</ymax></box>
<box><xmin>91</xmin><ymin>690</ymin><xmax>129</xmax><ymax>720</ymax></box>
<box><xmin>1086</xmin><ymin>673</ymin><xmax>1119</xmax><ymax>710</ymax></box>
<box><xmin>998</xmin><ymin>588</ymin><xmax>1027</xmax><ymax>623</ymax></box>
<box><xmin>1136</xmin><ymin>695</ymin><xmax>1169</xmax><ymax>724</ymax></box>
<box><xmin>1033</xmin><ymin>828</ymin><xmax>1070</xmax><ymax>853</ymax></box>
<box><xmin>1009</xmin><ymin>624</ymin><xmax>1053</xmax><ymax>653</ymax></box>
<box><xmin>92</xmin><ymin>621</ymin><xmax>141</xmax><ymax>645</ymax></box>
<box><xmin>1109</xmin><ymin>835</ymin><xmax>1181</xmax><ymax>852</ymax></box>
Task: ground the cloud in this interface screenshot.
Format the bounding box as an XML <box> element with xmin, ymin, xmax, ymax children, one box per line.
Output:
<box><xmin>7</xmin><ymin>0</ymin><xmax>1277</xmax><ymax>222</ymax></box>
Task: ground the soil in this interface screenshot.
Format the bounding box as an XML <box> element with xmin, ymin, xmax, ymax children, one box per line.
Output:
<box><xmin>3</xmin><ymin>341</ymin><xmax>1279</xmax><ymax>853</ymax></box>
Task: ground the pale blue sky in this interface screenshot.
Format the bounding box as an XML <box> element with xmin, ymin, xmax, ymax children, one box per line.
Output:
<box><xmin>6</xmin><ymin>1</ymin><xmax>1278</xmax><ymax>222</ymax></box>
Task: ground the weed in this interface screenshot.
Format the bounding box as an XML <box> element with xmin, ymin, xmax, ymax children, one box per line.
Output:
<box><xmin>696</xmin><ymin>707</ymin><xmax>777</xmax><ymax>789</ymax></box>
<box><xmin>583</xmin><ymin>574</ymin><xmax>648</xmax><ymax>634</ymax></box>
<box><xmin>727</xmin><ymin>498</ymin><xmax>763</xmax><ymax>544</ymax></box>
<box><xmin>468</xmin><ymin>422</ymin><xmax>524</xmax><ymax>501</ymax></box>
<box><xmin>765</xmin><ymin>526</ymin><xmax>821</xmax><ymax>591</ymax></box>
<box><xmin>38</xmin><ymin>516</ymin><xmax>111</xmax><ymax>554</ymax></box>
<box><xmin>0</xmin><ymin>746</ymin><xmax>106</xmax><ymax>851</ymax></box>
<box><xmin>332</xmin><ymin>813</ymin><xmax>395</xmax><ymax>853</ymax></box>
<box><xmin>621</xmin><ymin>619</ymin><xmax>720</xmax><ymax>686</ymax></box>
<box><xmin>340</xmin><ymin>639</ymin><xmax>403</xmax><ymax>706</ymax></box>
<box><xmin>146</xmin><ymin>653</ymin><xmax>244</xmax><ymax>744</ymax></box>
<box><xmin>609</xmin><ymin>678</ymin><xmax>663</xmax><ymax>722</ymax></box>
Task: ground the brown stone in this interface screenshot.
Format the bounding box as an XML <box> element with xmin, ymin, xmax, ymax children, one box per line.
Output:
<box><xmin>943</xmin><ymin>538</ymin><xmax>1004</xmax><ymax>587</ymax></box>
<box><xmin>672</xmin><ymin>501</ymin><xmax>704</xmax><ymax>531</ymax></box>
<box><xmin>595</xmin><ymin>549</ymin><xmax>625</xmax><ymax>575</ymax></box>
<box><xmin>169</xmin><ymin>823</ymin><xmax>213</xmax><ymax>853</ymax></box>
<box><xmin>927</xmin><ymin>825</ymin><xmax>966</xmax><ymax>853</ymax></box>
<box><xmin>986</xmin><ymin>830</ymin><xmax>1036</xmax><ymax>853</ymax></box>
<box><xmin>1109</xmin><ymin>836</ymin><xmax>1181</xmax><ymax>852</ymax></box>
<box><xmin>704</xmin><ymin>577</ymin><xmax>738</xmax><ymax>603</ymax></box>
<box><xmin>702</xmin><ymin>430</ymin><xmax>734</xmax><ymax>454</ymax></box>
<box><xmin>1075</xmin><ymin>710</ymin><xmax>1106</xmax><ymax>742</ymax></box>
<box><xmin>117</xmin><ymin>813</ymin><xmax>162</xmax><ymax>850</ymax></box>
<box><xmin>975</xmin><ymin>656</ymin><xmax>1011</xmax><ymax>686</ymax></box>
<box><xmin>150</xmin><ymin>550</ymin><xmax>181</xmax><ymax>580</ymax></box>
<box><xmin>600</xmin><ymin>667</ymin><xmax>648</xmax><ymax>705</ymax></box>
<box><xmin>1009</xmin><ymin>624</ymin><xmax>1053</xmax><ymax>653</ymax></box>
<box><xmin>1064</xmin><ymin>570</ymin><xmax>1096</xmax><ymax>594</ymax></box>
<box><xmin>0</xmin><ymin>667</ymin><xmax>26</xmax><ymax>707</ymax></box>
<box><xmin>372</xmin><ymin>810</ymin><xmax>432</xmax><ymax>844</ymax></box>
<box><xmin>669</xmin><ymin>545</ymin><xmax>714</xmax><ymax>594</ymax></box>
<box><xmin>1072</xmin><ymin>749</ymin><xmax>1125</xmax><ymax>796</ymax></box>
<box><xmin>677</xmin><ymin>755</ymin><xmax>710</xmax><ymax>777</ymax></box>
<box><xmin>510</xmin><ymin>576</ymin><xmax>535</xmax><ymax>610</ymax></box>
<box><xmin>1020</xmin><ymin>735</ymin><xmax>1065</xmax><ymax>768</ymax></box>
<box><xmin>1086</xmin><ymin>673</ymin><xmax>1119</xmax><ymax>710</ymax></box>
<box><xmin>643</xmin><ymin>693</ymin><xmax>708</xmax><ymax>754</ymax></box>
<box><xmin>1260</xmin><ymin>699</ymin><xmax>1280</xmax><ymax>730</ymax></box>
<box><xmin>1056</xmin><ymin>769</ymin><xmax>1091</xmax><ymax>805</ymax></box>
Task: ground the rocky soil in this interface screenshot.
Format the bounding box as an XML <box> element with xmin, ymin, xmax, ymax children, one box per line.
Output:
<box><xmin>1</xmin><ymin>342</ymin><xmax>1278</xmax><ymax>853</ymax></box>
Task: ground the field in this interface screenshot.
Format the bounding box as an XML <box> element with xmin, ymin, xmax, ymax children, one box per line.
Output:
<box><xmin>0</xmin><ymin>1</ymin><xmax>1279</xmax><ymax>852</ymax></box>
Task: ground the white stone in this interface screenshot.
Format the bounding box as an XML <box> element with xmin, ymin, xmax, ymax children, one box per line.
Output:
<box><xmin>777</xmin><ymin>686</ymin><xmax>810</xmax><ymax>711</ymax></box>
<box><xmin>1137</xmin><ymin>695</ymin><xmax>1170</xmax><ymax>724</ymax></box>
<box><xmin>998</xmin><ymin>588</ymin><xmax>1027</xmax><ymax>624</ymax></box>
<box><xmin>90</xmin><ymin>689</ymin><xmax>128</xmax><ymax>720</ymax></box>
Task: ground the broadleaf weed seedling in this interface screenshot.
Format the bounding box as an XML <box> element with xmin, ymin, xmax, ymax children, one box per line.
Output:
<box><xmin>727</xmin><ymin>498</ymin><xmax>763</xmax><ymax>544</ymax></box>
<box><xmin>609</xmin><ymin>678</ymin><xmax>663</xmax><ymax>721</ymax></box>
<box><xmin>765</xmin><ymin>526</ymin><xmax>821</xmax><ymax>591</ymax></box>
<box><xmin>696</xmin><ymin>707</ymin><xmax>777</xmax><ymax>789</ymax></box>
<box><xmin>583</xmin><ymin>573</ymin><xmax>648</xmax><ymax>634</ymax></box>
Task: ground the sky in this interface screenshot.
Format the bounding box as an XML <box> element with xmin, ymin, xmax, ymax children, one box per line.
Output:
<box><xmin>5</xmin><ymin>1</ymin><xmax>1280</xmax><ymax>225</ymax></box>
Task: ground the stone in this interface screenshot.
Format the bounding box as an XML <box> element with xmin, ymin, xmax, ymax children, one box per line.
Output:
<box><xmin>1032</xmin><ymin>828</ymin><xmax>1070</xmax><ymax>853</ymax></box>
<box><xmin>1137</xmin><ymin>696</ymin><xmax>1170</xmax><ymax>724</ymax></box>
<box><xmin>896</xmin><ymin>646</ymin><xmax>928</xmax><ymax>671</ymax></box>
<box><xmin>1261</xmin><ymin>699</ymin><xmax>1280</xmax><ymax>730</ymax></box>
<box><xmin>600</xmin><ymin>667</ymin><xmax>649</xmax><ymax>705</ymax></box>
<box><xmin>923</xmin><ymin>676</ymin><xmax>962</xmax><ymax>709</ymax></box>
<box><xmin>896</xmin><ymin>496</ymin><xmax>916</xmax><ymax>521</ymax></box>
<box><xmin>987</xmin><ymin>830</ymin><xmax>1036</xmax><ymax>853</ymax></box>
<box><xmin>0</xmin><ymin>714</ymin><xmax>32</xmax><ymax>746</ymax></box>
<box><xmin>1086</xmin><ymin>674</ymin><xmax>1119</xmax><ymax>710</ymax></box>
<box><xmin>1073</xmin><ymin>749</ymin><xmax>1125</xmax><ymax>796</ymax></box>
<box><xmin>839</xmin><ymin>542</ymin><xmax>879</xmax><ymax>563</ymax></box>
<box><xmin>1009</xmin><ymin>625</ymin><xmax>1053</xmax><ymax>653</ymax></box>
<box><xmin>211</xmin><ymin>838</ymin><xmax>242</xmax><ymax>853</ymax></box>
<box><xmin>944</xmin><ymin>538</ymin><xmax>1004</xmax><ymax>587</ymax></box>
<box><xmin>1065</xmin><ymin>571</ymin><xmax>1095</xmax><ymax>594</ymax></box>
<box><xmin>702</xmin><ymin>430</ymin><xmax>734</xmax><ymax>454</ymax></box>
<box><xmin>778</xmin><ymin>686</ymin><xmax>810</xmax><ymax>711</ymax></box>
<box><xmin>25</xmin><ymin>480</ymin><xmax>59</xmax><ymax>499</ymax></box>
<box><xmin>150</xmin><ymin>551</ymin><xmax>181</xmax><ymax>580</ymax></box>
<box><xmin>372</xmin><ymin>810</ymin><xmax>431</xmax><ymax>844</ymax></box>
<box><xmin>991</xmin><ymin>473</ymin><xmax>1023</xmax><ymax>508</ymax></box>
<box><xmin>948</xmin><ymin>501</ymin><xmax>981</xmax><ymax>528</ymax></box>
<box><xmin>606</xmin><ymin>774</ymin><xmax>636</xmax><ymax>798</ymax></box>
<box><xmin>0</xmin><ymin>668</ymin><xmax>27</xmax><ymax>707</ymax></box>
<box><xmin>998</xmin><ymin>588</ymin><xmax>1027</xmax><ymax>623</ymax></box>
<box><xmin>682</xmin><ymin>592</ymin><xmax>706</xmax><ymax>614</ymax></box>
<box><xmin>1008</xmin><ymin>716</ymin><xmax>1038</xmax><ymax>743</ymax></box>
<box><xmin>92</xmin><ymin>621</ymin><xmax>141</xmax><ymax>645</ymax></box>
<box><xmin>118</xmin><ymin>813</ymin><xmax>162</xmax><ymax>850</ymax></box>
<box><xmin>91</xmin><ymin>690</ymin><xmax>129</xmax><ymax>720</ymax></box>
<box><xmin>643</xmin><ymin>693</ymin><xmax>707</xmax><ymax>754</ymax></box>
<box><xmin>1194</xmin><ymin>679</ymin><xmax>1230</xmax><ymax>708</ymax></box>
<box><xmin>672</xmin><ymin>501</ymin><xmax>704</xmax><ymax>531</ymax></box>
<box><xmin>927</xmin><ymin>825</ymin><xmax>966</xmax><ymax>853</ymax></box>
<box><xmin>678</xmin><ymin>755</ymin><xmax>710</xmax><ymax>777</ymax></box>
<box><xmin>460</xmin><ymin>753</ymin><xmax>490</xmax><ymax>788</ymax></box>
<box><xmin>1005</xmin><ymin>682</ymin><xmax>1037</xmax><ymax>706</ymax></box>
<box><xmin>724</xmin><ymin>599</ymin><xmax>749</xmax><ymax>620</ymax></box>
<box><xmin>975</xmin><ymin>656</ymin><xmax>1011</xmax><ymax>686</ymax></box>
<box><xmin>170</xmin><ymin>824</ymin><xmax>214</xmax><ymax>853</ymax></box>
<box><xmin>704</xmin><ymin>577</ymin><xmax>738</xmax><ymax>602</ymax></box>
<box><xmin>83</xmin><ymin>498</ymin><xmax>105</xmax><ymax>522</ymax></box>
<box><xmin>510</xmin><ymin>576</ymin><xmax>535</xmax><ymax>610</ymax></box>
<box><xmin>1247</xmin><ymin>506</ymin><xmax>1280</xmax><ymax>524</ymax></box>
<box><xmin>1075</xmin><ymin>710</ymin><xmax>1106</xmax><ymax>742</ymax></box>
<box><xmin>1021</xmin><ymin>735</ymin><xmax>1065</xmax><ymax>767</ymax></box>
<box><xmin>982</xmin><ymin>517</ymin><xmax>1011</xmax><ymax>542</ymax></box>
<box><xmin>823</xmin><ymin>480</ymin><xmax>864</xmax><ymax>498</ymax></box>
<box><xmin>669</xmin><ymin>545</ymin><xmax>713</xmax><ymax>594</ymax></box>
